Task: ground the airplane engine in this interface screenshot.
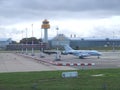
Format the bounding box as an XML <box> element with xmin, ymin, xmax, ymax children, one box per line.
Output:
<box><xmin>61</xmin><ymin>51</ymin><xmax>68</xmax><ymax>55</ymax></box>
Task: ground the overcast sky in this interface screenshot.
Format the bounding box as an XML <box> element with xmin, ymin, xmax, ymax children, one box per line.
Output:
<box><xmin>1</xmin><ymin>0</ymin><xmax>120</xmax><ymax>41</ymax></box>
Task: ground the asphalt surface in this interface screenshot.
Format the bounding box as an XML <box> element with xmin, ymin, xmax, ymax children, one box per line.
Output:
<box><xmin>65</xmin><ymin>52</ymin><xmax>120</xmax><ymax>69</ymax></box>
<box><xmin>0</xmin><ymin>53</ymin><xmax>75</xmax><ymax>73</ymax></box>
<box><xmin>35</xmin><ymin>51</ymin><xmax>120</xmax><ymax>69</ymax></box>
<box><xmin>0</xmin><ymin>51</ymin><xmax>120</xmax><ymax>73</ymax></box>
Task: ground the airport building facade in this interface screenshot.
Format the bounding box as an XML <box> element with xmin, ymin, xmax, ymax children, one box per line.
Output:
<box><xmin>49</xmin><ymin>34</ymin><xmax>70</xmax><ymax>48</ymax></box>
<box><xmin>49</xmin><ymin>34</ymin><xmax>120</xmax><ymax>49</ymax></box>
<box><xmin>70</xmin><ymin>38</ymin><xmax>120</xmax><ymax>49</ymax></box>
<box><xmin>0</xmin><ymin>38</ymin><xmax>12</xmax><ymax>49</ymax></box>
<box><xmin>4</xmin><ymin>34</ymin><xmax>120</xmax><ymax>50</ymax></box>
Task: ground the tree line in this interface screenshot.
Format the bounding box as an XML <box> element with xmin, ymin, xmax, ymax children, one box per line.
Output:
<box><xmin>11</xmin><ymin>37</ymin><xmax>42</xmax><ymax>44</ymax></box>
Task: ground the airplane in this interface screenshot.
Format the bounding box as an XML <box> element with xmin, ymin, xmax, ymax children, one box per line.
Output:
<box><xmin>62</xmin><ymin>44</ymin><xmax>101</xmax><ymax>59</ymax></box>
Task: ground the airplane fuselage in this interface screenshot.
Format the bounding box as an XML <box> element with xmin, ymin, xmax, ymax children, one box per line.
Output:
<box><xmin>63</xmin><ymin>45</ymin><xmax>102</xmax><ymax>59</ymax></box>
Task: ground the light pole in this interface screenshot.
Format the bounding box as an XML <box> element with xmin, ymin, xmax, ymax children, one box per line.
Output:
<box><xmin>31</xmin><ymin>24</ymin><xmax>35</xmax><ymax>56</ymax></box>
<box><xmin>55</xmin><ymin>26</ymin><xmax>61</xmax><ymax>61</ymax></box>
<box><xmin>21</xmin><ymin>30</ymin><xmax>24</xmax><ymax>54</ymax></box>
<box><xmin>112</xmin><ymin>31</ymin><xmax>115</xmax><ymax>52</ymax></box>
<box><xmin>40</xmin><ymin>28</ymin><xmax>44</xmax><ymax>58</ymax></box>
<box><xmin>56</xmin><ymin>27</ymin><xmax>59</xmax><ymax>51</ymax></box>
<box><xmin>25</xmin><ymin>28</ymin><xmax>28</xmax><ymax>55</ymax></box>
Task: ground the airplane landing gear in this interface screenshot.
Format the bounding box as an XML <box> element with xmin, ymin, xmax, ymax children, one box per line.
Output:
<box><xmin>97</xmin><ymin>56</ymin><xmax>100</xmax><ymax>59</ymax></box>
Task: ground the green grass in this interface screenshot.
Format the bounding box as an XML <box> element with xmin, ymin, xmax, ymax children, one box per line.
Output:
<box><xmin>0</xmin><ymin>69</ymin><xmax>120</xmax><ymax>90</ymax></box>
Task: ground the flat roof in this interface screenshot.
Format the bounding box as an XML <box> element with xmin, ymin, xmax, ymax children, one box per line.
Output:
<box><xmin>0</xmin><ymin>38</ymin><xmax>12</xmax><ymax>41</ymax></box>
<box><xmin>70</xmin><ymin>37</ymin><xmax>120</xmax><ymax>40</ymax></box>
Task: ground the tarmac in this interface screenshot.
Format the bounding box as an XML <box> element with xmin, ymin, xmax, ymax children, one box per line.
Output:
<box><xmin>0</xmin><ymin>51</ymin><xmax>120</xmax><ymax>73</ymax></box>
<box><xmin>0</xmin><ymin>53</ymin><xmax>75</xmax><ymax>73</ymax></box>
<box><xmin>35</xmin><ymin>51</ymin><xmax>120</xmax><ymax>69</ymax></box>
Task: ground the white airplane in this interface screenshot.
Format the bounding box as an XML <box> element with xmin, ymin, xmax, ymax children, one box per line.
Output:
<box><xmin>62</xmin><ymin>44</ymin><xmax>101</xmax><ymax>59</ymax></box>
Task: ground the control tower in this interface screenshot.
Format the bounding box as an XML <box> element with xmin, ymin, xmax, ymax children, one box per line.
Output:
<box><xmin>41</xmin><ymin>19</ymin><xmax>50</xmax><ymax>43</ymax></box>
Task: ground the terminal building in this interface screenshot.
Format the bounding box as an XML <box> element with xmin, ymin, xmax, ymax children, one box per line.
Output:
<box><xmin>49</xmin><ymin>34</ymin><xmax>70</xmax><ymax>48</ymax></box>
<box><xmin>0</xmin><ymin>38</ymin><xmax>12</xmax><ymax>50</ymax></box>
<box><xmin>49</xmin><ymin>34</ymin><xmax>120</xmax><ymax>49</ymax></box>
<box><xmin>39</xmin><ymin>19</ymin><xmax>120</xmax><ymax>50</ymax></box>
<box><xmin>4</xmin><ymin>34</ymin><xmax>120</xmax><ymax>50</ymax></box>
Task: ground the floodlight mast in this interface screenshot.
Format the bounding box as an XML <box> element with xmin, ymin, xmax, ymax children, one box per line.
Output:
<box><xmin>55</xmin><ymin>26</ymin><xmax>61</xmax><ymax>61</ymax></box>
<box><xmin>112</xmin><ymin>31</ymin><xmax>115</xmax><ymax>52</ymax></box>
<box><xmin>25</xmin><ymin>28</ymin><xmax>28</xmax><ymax>55</ymax></box>
<box><xmin>31</xmin><ymin>24</ymin><xmax>35</xmax><ymax>56</ymax></box>
<box><xmin>21</xmin><ymin>30</ymin><xmax>24</xmax><ymax>54</ymax></box>
<box><xmin>56</xmin><ymin>27</ymin><xmax>59</xmax><ymax>51</ymax></box>
<box><xmin>40</xmin><ymin>28</ymin><xmax>44</xmax><ymax>58</ymax></box>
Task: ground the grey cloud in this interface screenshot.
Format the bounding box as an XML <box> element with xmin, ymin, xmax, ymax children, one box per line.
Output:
<box><xmin>91</xmin><ymin>25</ymin><xmax>120</xmax><ymax>38</ymax></box>
<box><xmin>1</xmin><ymin>0</ymin><xmax>120</xmax><ymax>12</ymax></box>
<box><xmin>18</xmin><ymin>0</ymin><xmax>120</xmax><ymax>11</ymax></box>
<box><xmin>0</xmin><ymin>27</ymin><xmax>21</xmax><ymax>34</ymax></box>
<box><xmin>0</xmin><ymin>0</ymin><xmax>120</xmax><ymax>25</ymax></box>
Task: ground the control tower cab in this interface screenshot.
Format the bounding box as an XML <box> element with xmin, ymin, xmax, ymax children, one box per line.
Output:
<box><xmin>41</xmin><ymin>19</ymin><xmax>50</xmax><ymax>43</ymax></box>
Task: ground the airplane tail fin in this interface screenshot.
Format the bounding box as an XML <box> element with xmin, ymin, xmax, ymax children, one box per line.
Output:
<box><xmin>63</xmin><ymin>44</ymin><xmax>74</xmax><ymax>51</ymax></box>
